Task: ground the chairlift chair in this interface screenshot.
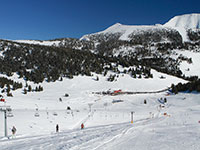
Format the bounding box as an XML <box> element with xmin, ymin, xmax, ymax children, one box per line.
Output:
<box><xmin>53</xmin><ymin>112</ymin><xmax>58</xmax><ymax>116</ymax></box>
<box><xmin>7</xmin><ymin>111</ymin><xmax>14</xmax><ymax>117</ymax></box>
<box><xmin>34</xmin><ymin>112</ymin><xmax>40</xmax><ymax>117</ymax></box>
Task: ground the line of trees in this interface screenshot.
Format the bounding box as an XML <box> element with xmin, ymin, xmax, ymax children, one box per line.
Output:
<box><xmin>171</xmin><ymin>79</ymin><xmax>200</xmax><ymax>94</ymax></box>
<box><xmin>0</xmin><ymin>77</ymin><xmax>22</xmax><ymax>97</ymax></box>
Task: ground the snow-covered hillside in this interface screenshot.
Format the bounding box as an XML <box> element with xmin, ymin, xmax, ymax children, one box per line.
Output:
<box><xmin>14</xmin><ymin>40</ymin><xmax>61</xmax><ymax>47</ymax></box>
<box><xmin>13</xmin><ymin>38</ymin><xmax>94</xmax><ymax>50</ymax></box>
<box><xmin>1</xmin><ymin>70</ymin><xmax>200</xmax><ymax>150</ymax></box>
<box><xmin>0</xmin><ymin>70</ymin><xmax>186</xmax><ymax>133</ymax></box>
<box><xmin>171</xmin><ymin>50</ymin><xmax>200</xmax><ymax>77</ymax></box>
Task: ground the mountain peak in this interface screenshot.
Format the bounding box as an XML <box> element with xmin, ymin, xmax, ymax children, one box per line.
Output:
<box><xmin>112</xmin><ymin>22</ymin><xmax>122</xmax><ymax>26</ymax></box>
<box><xmin>164</xmin><ymin>13</ymin><xmax>200</xmax><ymax>29</ymax></box>
<box><xmin>104</xmin><ymin>23</ymin><xmax>123</xmax><ymax>32</ymax></box>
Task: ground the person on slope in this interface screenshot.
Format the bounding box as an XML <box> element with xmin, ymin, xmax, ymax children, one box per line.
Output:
<box><xmin>11</xmin><ymin>126</ymin><xmax>17</xmax><ymax>138</ymax></box>
<box><xmin>56</xmin><ymin>124</ymin><xmax>59</xmax><ymax>133</ymax></box>
<box><xmin>81</xmin><ymin>123</ymin><xmax>84</xmax><ymax>129</ymax></box>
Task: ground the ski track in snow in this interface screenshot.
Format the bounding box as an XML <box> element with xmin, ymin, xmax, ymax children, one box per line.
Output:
<box><xmin>0</xmin><ymin>109</ymin><xmax>168</xmax><ymax>150</ymax></box>
<box><xmin>95</xmin><ymin>114</ymin><xmax>165</xmax><ymax>150</ymax></box>
<box><xmin>0</xmin><ymin>115</ymin><xmax>168</xmax><ymax>150</ymax></box>
<box><xmin>1</xmin><ymin>94</ymin><xmax>200</xmax><ymax>150</ymax></box>
<box><xmin>0</xmin><ymin>122</ymin><xmax>133</xmax><ymax>150</ymax></box>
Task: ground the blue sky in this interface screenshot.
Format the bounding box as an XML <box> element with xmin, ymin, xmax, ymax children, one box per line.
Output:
<box><xmin>0</xmin><ymin>0</ymin><xmax>199</xmax><ymax>40</ymax></box>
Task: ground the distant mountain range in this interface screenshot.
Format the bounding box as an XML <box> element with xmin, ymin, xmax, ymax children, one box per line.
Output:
<box><xmin>14</xmin><ymin>13</ymin><xmax>200</xmax><ymax>45</ymax></box>
<box><xmin>12</xmin><ymin>14</ymin><xmax>200</xmax><ymax>59</ymax></box>
<box><xmin>81</xmin><ymin>13</ymin><xmax>200</xmax><ymax>42</ymax></box>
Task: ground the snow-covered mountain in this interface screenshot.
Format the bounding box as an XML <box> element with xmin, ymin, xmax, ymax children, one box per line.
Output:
<box><xmin>12</xmin><ymin>13</ymin><xmax>200</xmax><ymax>47</ymax></box>
<box><xmin>164</xmin><ymin>13</ymin><xmax>200</xmax><ymax>29</ymax></box>
<box><xmin>163</xmin><ymin>13</ymin><xmax>200</xmax><ymax>41</ymax></box>
<box><xmin>80</xmin><ymin>23</ymin><xmax>180</xmax><ymax>42</ymax></box>
<box><xmin>78</xmin><ymin>13</ymin><xmax>200</xmax><ymax>79</ymax></box>
<box><xmin>81</xmin><ymin>13</ymin><xmax>200</xmax><ymax>42</ymax></box>
<box><xmin>0</xmin><ymin>13</ymin><xmax>198</xmax><ymax>83</ymax></box>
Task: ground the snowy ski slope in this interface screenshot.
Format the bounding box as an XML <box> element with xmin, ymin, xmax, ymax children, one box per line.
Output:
<box><xmin>1</xmin><ymin>69</ymin><xmax>200</xmax><ymax>150</ymax></box>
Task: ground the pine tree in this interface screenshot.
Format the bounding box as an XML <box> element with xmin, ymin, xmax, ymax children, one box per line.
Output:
<box><xmin>96</xmin><ymin>76</ymin><xmax>99</xmax><ymax>81</ymax></box>
<box><xmin>28</xmin><ymin>85</ymin><xmax>32</xmax><ymax>92</ymax></box>
<box><xmin>35</xmin><ymin>86</ymin><xmax>39</xmax><ymax>92</ymax></box>
<box><xmin>38</xmin><ymin>85</ymin><xmax>43</xmax><ymax>91</ymax></box>
<box><xmin>23</xmin><ymin>88</ymin><xmax>27</xmax><ymax>94</ymax></box>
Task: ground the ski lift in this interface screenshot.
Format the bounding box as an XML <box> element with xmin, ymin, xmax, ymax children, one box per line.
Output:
<box><xmin>4</xmin><ymin>107</ymin><xmax>13</xmax><ymax>117</ymax></box>
<box><xmin>7</xmin><ymin>111</ymin><xmax>14</xmax><ymax>117</ymax></box>
<box><xmin>34</xmin><ymin>107</ymin><xmax>40</xmax><ymax>117</ymax></box>
<box><xmin>0</xmin><ymin>105</ymin><xmax>12</xmax><ymax>137</ymax></box>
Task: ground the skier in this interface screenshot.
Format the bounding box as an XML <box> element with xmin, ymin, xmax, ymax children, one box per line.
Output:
<box><xmin>11</xmin><ymin>126</ymin><xmax>17</xmax><ymax>138</ymax></box>
<box><xmin>81</xmin><ymin>123</ymin><xmax>84</xmax><ymax>129</ymax></box>
<box><xmin>56</xmin><ymin>124</ymin><xmax>59</xmax><ymax>133</ymax></box>
<box><xmin>144</xmin><ymin>99</ymin><xmax>147</xmax><ymax>104</ymax></box>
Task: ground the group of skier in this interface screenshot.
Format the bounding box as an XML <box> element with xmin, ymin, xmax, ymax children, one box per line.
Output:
<box><xmin>10</xmin><ymin>123</ymin><xmax>84</xmax><ymax>138</ymax></box>
<box><xmin>55</xmin><ymin>123</ymin><xmax>84</xmax><ymax>133</ymax></box>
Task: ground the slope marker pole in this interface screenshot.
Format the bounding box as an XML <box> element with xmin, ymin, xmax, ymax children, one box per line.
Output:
<box><xmin>131</xmin><ymin>111</ymin><xmax>135</xmax><ymax>123</ymax></box>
